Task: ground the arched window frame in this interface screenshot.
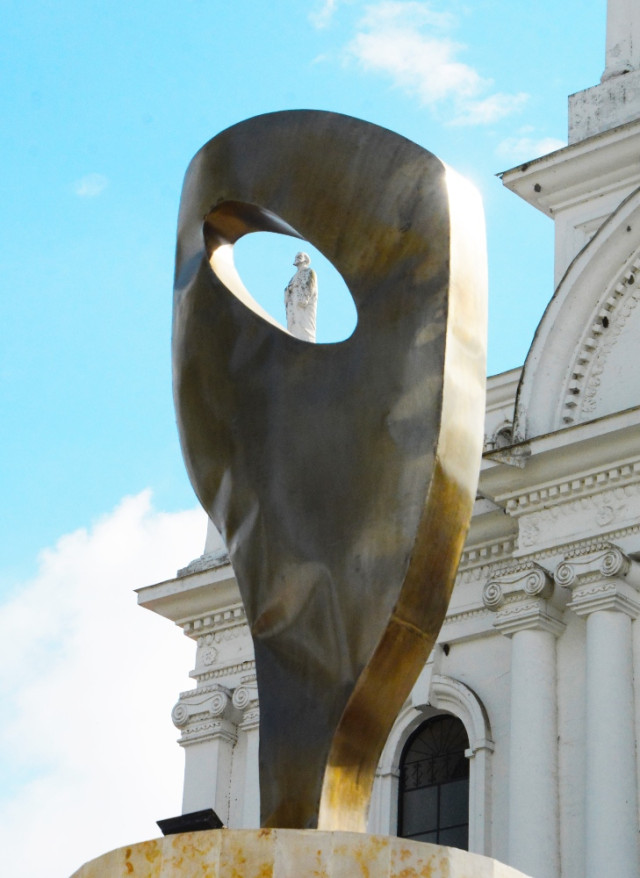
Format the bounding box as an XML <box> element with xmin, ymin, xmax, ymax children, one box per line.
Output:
<box><xmin>369</xmin><ymin>674</ymin><xmax>494</xmax><ymax>856</ymax></box>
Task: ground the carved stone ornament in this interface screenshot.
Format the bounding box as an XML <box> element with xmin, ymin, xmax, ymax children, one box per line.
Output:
<box><xmin>173</xmin><ymin>111</ymin><xmax>487</xmax><ymax>831</ymax></box>
<box><xmin>482</xmin><ymin>562</ymin><xmax>565</xmax><ymax>637</ymax></box>
<box><xmin>171</xmin><ymin>683</ymin><xmax>240</xmax><ymax>746</ymax></box>
<box><xmin>482</xmin><ymin>563</ymin><xmax>554</xmax><ymax>611</ymax></box>
<box><xmin>557</xmin><ymin>543</ymin><xmax>640</xmax><ymax>617</ymax></box>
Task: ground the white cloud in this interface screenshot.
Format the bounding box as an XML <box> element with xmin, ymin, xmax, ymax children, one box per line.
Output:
<box><xmin>346</xmin><ymin>1</ymin><xmax>527</xmax><ymax>125</ymax></box>
<box><xmin>496</xmin><ymin>131</ymin><xmax>566</xmax><ymax>163</ymax></box>
<box><xmin>0</xmin><ymin>492</ymin><xmax>207</xmax><ymax>878</ymax></box>
<box><xmin>73</xmin><ymin>173</ymin><xmax>108</xmax><ymax>197</ymax></box>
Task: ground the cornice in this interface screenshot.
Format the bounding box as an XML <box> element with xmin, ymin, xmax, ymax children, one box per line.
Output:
<box><xmin>500</xmin><ymin>117</ymin><xmax>640</xmax><ymax>218</ymax></box>
<box><xmin>136</xmin><ymin>561</ymin><xmax>240</xmax><ymax>626</ymax></box>
<box><xmin>481</xmin><ymin>408</ymin><xmax>640</xmax><ymax>503</ymax></box>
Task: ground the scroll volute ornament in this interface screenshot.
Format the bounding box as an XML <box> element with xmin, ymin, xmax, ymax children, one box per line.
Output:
<box><xmin>173</xmin><ymin>111</ymin><xmax>487</xmax><ymax>831</ymax></box>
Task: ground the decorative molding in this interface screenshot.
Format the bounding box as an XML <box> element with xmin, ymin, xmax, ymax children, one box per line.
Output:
<box><xmin>190</xmin><ymin>659</ymin><xmax>256</xmax><ymax>684</ymax></box>
<box><xmin>491</xmin><ymin>600</ymin><xmax>566</xmax><ymax>638</ymax></box>
<box><xmin>511</xmin><ymin>523</ymin><xmax>640</xmax><ymax>570</ymax></box>
<box><xmin>504</xmin><ymin>461</ymin><xmax>640</xmax><ymax>518</ymax></box>
<box><xmin>430</xmin><ymin>676</ymin><xmax>495</xmax><ymax>757</ymax></box>
<box><xmin>567</xmin><ymin>582</ymin><xmax>640</xmax><ymax>617</ymax></box>
<box><xmin>514</xmin><ymin>481</ymin><xmax>640</xmax><ymax>553</ymax></box>
<box><xmin>182</xmin><ymin>603</ymin><xmax>247</xmax><ymax>637</ymax></box>
<box><xmin>442</xmin><ymin>605</ymin><xmax>491</xmax><ymax>626</ymax></box>
<box><xmin>175</xmin><ymin>718</ymin><xmax>237</xmax><ymax>746</ymax></box>
<box><xmin>459</xmin><ymin>538</ymin><xmax>518</xmax><ymax>573</ymax></box>
<box><xmin>560</xmin><ymin>259</ymin><xmax>640</xmax><ymax>425</ymax></box>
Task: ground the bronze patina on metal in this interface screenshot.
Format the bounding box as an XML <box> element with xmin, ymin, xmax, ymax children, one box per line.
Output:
<box><xmin>173</xmin><ymin>111</ymin><xmax>487</xmax><ymax>832</ymax></box>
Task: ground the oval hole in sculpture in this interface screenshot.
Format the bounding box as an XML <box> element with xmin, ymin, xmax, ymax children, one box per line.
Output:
<box><xmin>229</xmin><ymin>233</ymin><xmax>357</xmax><ymax>343</ymax></box>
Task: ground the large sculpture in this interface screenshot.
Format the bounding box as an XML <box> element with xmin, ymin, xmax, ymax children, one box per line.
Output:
<box><xmin>173</xmin><ymin>111</ymin><xmax>487</xmax><ymax>833</ymax></box>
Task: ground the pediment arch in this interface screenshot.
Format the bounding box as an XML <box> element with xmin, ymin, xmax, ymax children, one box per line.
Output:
<box><xmin>514</xmin><ymin>187</ymin><xmax>640</xmax><ymax>440</ymax></box>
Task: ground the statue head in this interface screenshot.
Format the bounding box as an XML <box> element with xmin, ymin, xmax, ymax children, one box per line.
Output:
<box><xmin>294</xmin><ymin>251</ymin><xmax>311</xmax><ymax>268</ymax></box>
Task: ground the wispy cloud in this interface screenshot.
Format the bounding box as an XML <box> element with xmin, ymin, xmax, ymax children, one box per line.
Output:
<box><xmin>310</xmin><ymin>0</ymin><xmax>340</xmax><ymax>28</ymax></box>
<box><xmin>346</xmin><ymin>1</ymin><xmax>527</xmax><ymax>125</ymax></box>
<box><xmin>451</xmin><ymin>93</ymin><xmax>529</xmax><ymax>127</ymax></box>
<box><xmin>73</xmin><ymin>173</ymin><xmax>108</xmax><ymax>197</ymax></box>
<box><xmin>0</xmin><ymin>492</ymin><xmax>205</xmax><ymax>878</ymax></box>
<box><xmin>496</xmin><ymin>129</ymin><xmax>566</xmax><ymax>163</ymax></box>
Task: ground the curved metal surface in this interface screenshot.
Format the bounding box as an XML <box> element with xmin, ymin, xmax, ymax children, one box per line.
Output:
<box><xmin>173</xmin><ymin>111</ymin><xmax>487</xmax><ymax>831</ymax></box>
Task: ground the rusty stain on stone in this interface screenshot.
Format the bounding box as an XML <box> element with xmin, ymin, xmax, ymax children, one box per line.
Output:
<box><xmin>69</xmin><ymin>829</ymin><xmax>533</xmax><ymax>877</ymax></box>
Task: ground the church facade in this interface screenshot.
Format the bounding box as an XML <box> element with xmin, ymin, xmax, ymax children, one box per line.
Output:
<box><xmin>137</xmin><ymin>6</ymin><xmax>640</xmax><ymax>876</ymax></box>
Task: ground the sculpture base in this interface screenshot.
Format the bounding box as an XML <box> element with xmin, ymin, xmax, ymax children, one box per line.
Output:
<box><xmin>70</xmin><ymin>829</ymin><xmax>531</xmax><ymax>877</ymax></box>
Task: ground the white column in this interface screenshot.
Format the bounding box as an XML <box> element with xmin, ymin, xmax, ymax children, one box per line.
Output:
<box><xmin>558</xmin><ymin>546</ymin><xmax>640</xmax><ymax>878</ymax></box>
<box><xmin>604</xmin><ymin>0</ymin><xmax>640</xmax><ymax>79</ymax></box>
<box><xmin>484</xmin><ymin>564</ymin><xmax>564</xmax><ymax>878</ymax></box>
<box><xmin>507</xmin><ymin>627</ymin><xmax>560</xmax><ymax>878</ymax></box>
<box><xmin>586</xmin><ymin>611</ymin><xmax>637</xmax><ymax>872</ymax></box>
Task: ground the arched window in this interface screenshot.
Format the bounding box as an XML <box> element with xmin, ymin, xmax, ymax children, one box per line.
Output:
<box><xmin>398</xmin><ymin>714</ymin><xmax>470</xmax><ymax>849</ymax></box>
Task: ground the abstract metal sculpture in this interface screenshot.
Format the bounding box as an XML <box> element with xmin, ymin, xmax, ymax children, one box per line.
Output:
<box><xmin>173</xmin><ymin>111</ymin><xmax>487</xmax><ymax>832</ymax></box>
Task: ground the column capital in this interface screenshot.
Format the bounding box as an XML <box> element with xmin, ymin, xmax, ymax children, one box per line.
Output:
<box><xmin>483</xmin><ymin>562</ymin><xmax>565</xmax><ymax>637</ymax></box>
<box><xmin>171</xmin><ymin>682</ymin><xmax>241</xmax><ymax>745</ymax></box>
<box><xmin>555</xmin><ymin>544</ymin><xmax>640</xmax><ymax>618</ymax></box>
<box><xmin>232</xmin><ymin>674</ymin><xmax>260</xmax><ymax>729</ymax></box>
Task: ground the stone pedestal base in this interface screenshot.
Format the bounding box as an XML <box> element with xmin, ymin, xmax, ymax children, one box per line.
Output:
<box><xmin>71</xmin><ymin>829</ymin><xmax>531</xmax><ymax>877</ymax></box>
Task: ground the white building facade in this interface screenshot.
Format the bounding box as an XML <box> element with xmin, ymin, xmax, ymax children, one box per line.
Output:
<box><xmin>137</xmin><ymin>5</ymin><xmax>640</xmax><ymax>876</ymax></box>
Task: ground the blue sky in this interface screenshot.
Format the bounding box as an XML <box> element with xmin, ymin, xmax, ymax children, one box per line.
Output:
<box><xmin>0</xmin><ymin>1</ymin><xmax>607</xmax><ymax>874</ymax></box>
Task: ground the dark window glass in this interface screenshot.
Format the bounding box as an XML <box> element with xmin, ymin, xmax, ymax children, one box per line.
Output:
<box><xmin>398</xmin><ymin>715</ymin><xmax>470</xmax><ymax>850</ymax></box>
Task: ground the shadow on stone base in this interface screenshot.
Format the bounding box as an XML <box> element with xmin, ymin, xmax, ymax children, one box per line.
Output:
<box><xmin>70</xmin><ymin>829</ymin><xmax>532</xmax><ymax>877</ymax></box>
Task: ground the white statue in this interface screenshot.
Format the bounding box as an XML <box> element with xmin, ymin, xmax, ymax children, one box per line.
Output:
<box><xmin>284</xmin><ymin>251</ymin><xmax>318</xmax><ymax>342</ymax></box>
